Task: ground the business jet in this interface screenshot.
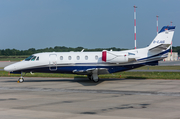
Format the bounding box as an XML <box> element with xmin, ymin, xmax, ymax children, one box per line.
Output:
<box><xmin>4</xmin><ymin>26</ymin><xmax>175</xmax><ymax>83</ymax></box>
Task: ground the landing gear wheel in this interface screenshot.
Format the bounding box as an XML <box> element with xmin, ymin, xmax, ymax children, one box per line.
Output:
<box><xmin>87</xmin><ymin>75</ymin><xmax>92</xmax><ymax>80</ymax></box>
<box><xmin>18</xmin><ymin>72</ymin><xmax>26</xmax><ymax>83</ymax></box>
<box><xmin>91</xmin><ymin>68</ymin><xmax>99</xmax><ymax>83</ymax></box>
<box><xmin>92</xmin><ymin>77</ymin><xmax>99</xmax><ymax>83</ymax></box>
<box><xmin>18</xmin><ymin>78</ymin><xmax>24</xmax><ymax>83</ymax></box>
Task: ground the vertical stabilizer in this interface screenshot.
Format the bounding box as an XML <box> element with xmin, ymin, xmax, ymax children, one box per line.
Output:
<box><xmin>148</xmin><ymin>26</ymin><xmax>175</xmax><ymax>51</ymax></box>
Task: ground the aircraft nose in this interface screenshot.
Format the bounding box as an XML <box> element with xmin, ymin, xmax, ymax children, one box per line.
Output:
<box><xmin>4</xmin><ymin>65</ymin><xmax>15</xmax><ymax>72</ymax></box>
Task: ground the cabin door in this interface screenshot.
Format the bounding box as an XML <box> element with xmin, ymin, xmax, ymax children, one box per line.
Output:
<box><xmin>49</xmin><ymin>54</ymin><xmax>57</xmax><ymax>71</ymax></box>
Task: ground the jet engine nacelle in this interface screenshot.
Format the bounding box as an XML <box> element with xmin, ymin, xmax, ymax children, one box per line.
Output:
<box><xmin>102</xmin><ymin>51</ymin><xmax>136</xmax><ymax>63</ymax></box>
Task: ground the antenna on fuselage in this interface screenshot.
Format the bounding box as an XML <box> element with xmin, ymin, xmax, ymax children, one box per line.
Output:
<box><xmin>81</xmin><ymin>49</ymin><xmax>84</xmax><ymax>52</ymax></box>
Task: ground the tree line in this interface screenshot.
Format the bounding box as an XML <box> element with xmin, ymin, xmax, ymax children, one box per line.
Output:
<box><xmin>0</xmin><ymin>46</ymin><xmax>180</xmax><ymax>56</ymax></box>
<box><xmin>0</xmin><ymin>46</ymin><xmax>127</xmax><ymax>56</ymax></box>
<box><xmin>172</xmin><ymin>46</ymin><xmax>180</xmax><ymax>55</ymax></box>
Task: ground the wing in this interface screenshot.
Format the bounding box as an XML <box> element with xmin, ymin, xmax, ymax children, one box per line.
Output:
<box><xmin>73</xmin><ymin>68</ymin><xmax>109</xmax><ymax>75</ymax></box>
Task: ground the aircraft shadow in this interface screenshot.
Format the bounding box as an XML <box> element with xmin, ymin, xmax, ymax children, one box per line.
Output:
<box><xmin>3</xmin><ymin>77</ymin><xmax>103</xmax><ymax>86</ymax></box>
<box><xmin>3</xmin><ymin>77</ymin><xmax>146</xmax><ymax>86</ymax></box>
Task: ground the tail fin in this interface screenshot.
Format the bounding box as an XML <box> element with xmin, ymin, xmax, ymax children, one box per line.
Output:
<box><xmin>148</xmin><ymin>26</ymin><xmax>175</xmax><ymax>51</ymax></box>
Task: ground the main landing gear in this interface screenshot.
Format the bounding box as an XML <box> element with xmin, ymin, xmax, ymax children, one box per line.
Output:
<box><xmin>87</xmin><ymin>74</ymin><xmax>99</xmax><ymax>83</ymax></box>
<box><xmin>88</xmin><ymin>75</ymin><xmax>99</xmax><ymax>82</ymax></box>
<box><xmin>17</xmin><ymin>72</ymin><xmax>26</xmax><ymax>83</ymax></box>
<box><xmin>88</xmin><ymin>69</ymin><xmax>99</xmax><ymax>82</ymax></box>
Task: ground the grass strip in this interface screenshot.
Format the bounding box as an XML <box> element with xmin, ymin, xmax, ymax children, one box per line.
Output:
<box><xmin>0</xmin><ymin>55</ymin><xmax>28</xmax><ymax>61</ymax></box>
<box><xmin>0</xmin><ymin>71</ymin><xmax>180</xmax><ymax>79</ymax></box>
<box><xmin>136</xmin><ymin>66</ymin><xmax>180</xmax><ymax>70</ymax></box>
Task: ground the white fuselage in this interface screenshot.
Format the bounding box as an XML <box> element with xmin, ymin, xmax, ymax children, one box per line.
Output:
<box><xmin>4</xmin><ymin>46</ymin><xmax>166</xmax><ymax>74</ymax></box>
<box><xmin>3</xmin><ymin>26</ymin><xmax>175</xmax><ymax>82</ymax></box>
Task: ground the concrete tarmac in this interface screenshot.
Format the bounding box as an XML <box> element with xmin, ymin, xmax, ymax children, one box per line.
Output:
<box><xmin>159</xmin><ymin>60</ymin><xmax>180</xmax><ymax>66</ymax></box>
<box><xmin>1</xmin><ymin>77</ymin><xmax>180</xmax><ymax>119</ymax></box>
<box><xmin>0</xmin><ymin>61</ymin><xmax>16</xmax><ymax>67</ymax></box>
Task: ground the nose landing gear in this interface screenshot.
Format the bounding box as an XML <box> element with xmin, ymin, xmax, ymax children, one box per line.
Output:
<box><xmin>18</xmin><ymin>77</ymin><xmax>24</xmax><ymax>83</ymax></box>
<box><xmin>17</xmin><ymin>72</ymin><xmax>26</xmax><ymax>83</ymax></box>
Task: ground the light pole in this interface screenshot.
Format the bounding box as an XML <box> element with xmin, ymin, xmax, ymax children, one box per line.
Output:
<box><xmin>156</xmin><ymin>15</ymin><xmax>159</xmax><ymax>35</ymax></box>
<box><xmin>171</xmin><ymin>21</ymin><xmax>173</xmax><ymax>26</ymax></box>
<box><xmin>170</xmin><ymin>21</ymin><xmax>173</xmax><ymax>61</ymax></box>
<box><xmin>133</xmin><ymin>6</ymin><xmax>137</xmax><ymax>49</ymax></box>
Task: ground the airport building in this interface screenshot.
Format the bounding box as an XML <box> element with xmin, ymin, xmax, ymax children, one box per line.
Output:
<box><xmin>164</xmin><ymin>52</ymin><xmax>179</xmax><ymax>61</ymax></box>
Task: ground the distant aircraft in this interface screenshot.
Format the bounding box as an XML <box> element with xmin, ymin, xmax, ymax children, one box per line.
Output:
<box><xmin>4</xmin><ymin>26</ymin><xmax>175</xmax><ymax>83</ymax></box>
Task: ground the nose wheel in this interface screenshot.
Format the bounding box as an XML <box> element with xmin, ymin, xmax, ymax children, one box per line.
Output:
<box><xmin>18</xmin><ymin>72</ymin><xmax>26</xmax><ymax>83</ymax></box>
<box><xmin>18</xmin><ymin>77</ymin><xmax>24</xmax><ymax>83</ymax></box>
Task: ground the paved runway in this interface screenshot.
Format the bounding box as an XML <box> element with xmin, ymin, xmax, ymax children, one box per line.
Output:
<box><xmin>0</xmin><ymin>61</ymin><xmax>16</xmax><ymax>68</ymax></box>
<box><xmin>159</xmin><ymin>60</ymin><xmax>180</xmax><ymax>66</ymax></box>
<box><xmin>1</xmin><ymin>77</ymin><xmax>180</xmax><ymax>119</ymax></box>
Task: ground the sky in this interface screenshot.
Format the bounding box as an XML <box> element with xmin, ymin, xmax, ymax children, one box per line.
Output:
<box><xmin>0</xmin><ymin>0</ymin><xmax>180</xmax><ymax>50</ymax></box>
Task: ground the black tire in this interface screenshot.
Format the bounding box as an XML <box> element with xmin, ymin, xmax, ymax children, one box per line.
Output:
<box><xmin>87</xmin><ymin>75</ymin><xmax>92</xmax><ymax>80</ymax></box>
<box><xmin>18</xmin><ymin>78</ymin><xmax>24</xmax><ymax>83</ymax></box>
<box><xmin>92</xmin><ymin>78</ymin><xmax>99</xmax><ymax>83</ymax></box>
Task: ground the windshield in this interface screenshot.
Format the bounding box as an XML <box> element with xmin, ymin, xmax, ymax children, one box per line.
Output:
<box><xmin>25</xmin><ymin>55</ymin><xmax>37</xmax><ymax>61</ymax></box>
<box><xmin>25</xmin><ymin>55</ymin><xmax>34</xmax><ymax>61</ymax></box>
<box><xmin>31</xmin><ymin>56</ymin><xmax>36</xmax><ymax>61</ymax></box>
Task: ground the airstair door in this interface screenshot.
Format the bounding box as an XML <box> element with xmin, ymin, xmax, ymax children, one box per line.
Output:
<box><xmin>49</xmin><ymin>54</ymin><xmax>57</xmax><ymax>71</ymax></box>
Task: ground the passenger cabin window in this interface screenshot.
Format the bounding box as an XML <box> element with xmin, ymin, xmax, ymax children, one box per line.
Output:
<box><xmin>85</xmin><ymin>56</ymin><xmax>88</xmax><ymax>60</ymax></box>
<box><xmin>60</xmin><ymin>56</ymin><xmax>63</xmax><ymax>60</ymax></box>
<box><xmin>68</xmin><ymin>56</ymin><xmax>72</xmax><ymax>60</ymax></box>
<box><xmin>77</xmin><ymin>56</ymin><xmax>80</xmax><ymax>60</ymax></box>
<box><xmin>95</xmin><ymin>55</ymin><xmax>98</xmax><ymax>60</ymax></box>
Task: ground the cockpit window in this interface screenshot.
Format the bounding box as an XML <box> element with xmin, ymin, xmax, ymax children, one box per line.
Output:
<box><xmin>31</xmin><ymin>56</ymin><xmax>36</xmax><ymax>61</ymax></box>
<box><xmin>36</xmin><ymin>57</ymin><xmax>39</xmax><ymax>61</ymax></box>
<box><xmin>25</xmin><ymin>55</ymin><xmax>34</xmax><ymax>61</ymax></box>
<box><xmin>25</xmin><ymin>55</ymin><xmax>37</xmax><ymax>61</ymax></box>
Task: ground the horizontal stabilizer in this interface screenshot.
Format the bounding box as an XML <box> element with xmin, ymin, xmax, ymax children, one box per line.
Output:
<box><xmin>149</xmin><ymin>44</ymin><xmax>170</xmax><ymax>52</ymax></box>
